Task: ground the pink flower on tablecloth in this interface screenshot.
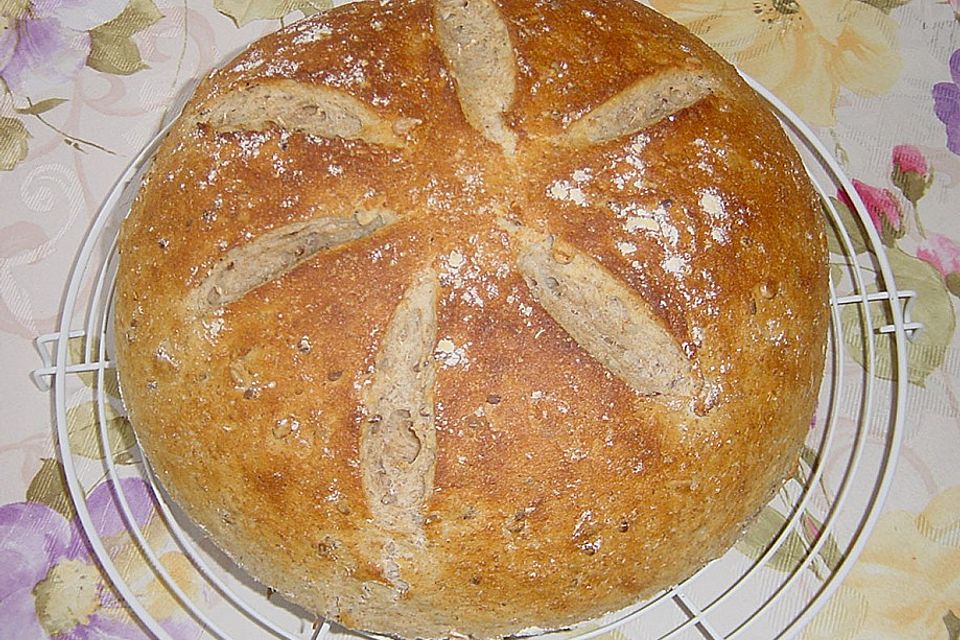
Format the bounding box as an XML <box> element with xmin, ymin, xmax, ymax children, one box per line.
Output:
<box><xmin>0</xmin><ymin>478</ymin><xmax>197</xmax><ymax>639</ymax></box>
<box><xmin>917</xmin><ymin>233</ymin><xmax>960</xmax><ymax>296</ymax></box>
<box><xmin>892</xmin><ymin>144</ymin><xmax>928</xmax><ymax>176</ymax></box>
<box><xmin>891</xmin><ymin>145</ymin><xmax>934</xmax><ymax>235</ymax></box>
<box><xmin>837</xmin><ymin>179</ymin><xmax>905</xmax><ymax>247</ymax></box>
<box><xmin>0</xmin><ymin>0</ymin><xmax>126</xmax><ymax>98</ymax></box>
<box><xmin>933</xmin><ymin>48</ymin><xmax>960</xmax><ymax>156</ymax></box>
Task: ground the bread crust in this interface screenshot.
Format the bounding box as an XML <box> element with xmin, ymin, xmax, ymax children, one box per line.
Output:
<box><xmin>114</xmin><ymin>1</ymin><xmax>829</xmax><ymax>637</ymax></box>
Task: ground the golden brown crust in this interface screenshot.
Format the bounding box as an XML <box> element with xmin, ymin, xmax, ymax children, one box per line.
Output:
<box><xmin>114</xmin><ymin>1</ymin><xmax>829</xmax><ymax>637</ymax></box>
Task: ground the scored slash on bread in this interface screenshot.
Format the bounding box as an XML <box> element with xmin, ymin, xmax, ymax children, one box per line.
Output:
<box><xmin>194</xmin><ymin>79</ymin><xmax>415</xmax><ymax>147</ymax></box>
<box><xmin>190</xmin><ymin>209</ymin><xmax>397</xmax><ymax>311</ymax></box>
<box><xmin>510</xmin><ymin>226</ymin><xmax>700</xmax><ymax>402</ymax></box>
<box><xmin>560</xmin><ymin>67</ymin><xmax>717</xmax><ymax>147</ymax></box>
<box><xmin>359</xmin><ymin>266</ymin><xmax>439</xmax><ymax>594</ymax></box>
<box><xmin>114</xmin><ymin>0</ymin><xmax>829</xmax><ymax>637</ymax></box>
<box><xmin>360</xmin><ymin>266</ymin><xmax>439</xmax><ymax>542</ymax></box>
<box><xmin>433</xmin><ymin>0</ymin><xmax>518</xmax><ymax>156</ymax></box>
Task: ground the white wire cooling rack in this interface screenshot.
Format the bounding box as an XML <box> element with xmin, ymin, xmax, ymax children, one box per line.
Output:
<box><xmin>31</xmin><ymin>74</ymin><xmax>915</xmax><ymax>640</ymax></box>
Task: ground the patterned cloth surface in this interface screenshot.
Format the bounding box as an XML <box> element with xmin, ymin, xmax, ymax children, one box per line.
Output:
<box><xmin>0</xmin><ymin>1</ymin><xmax>957</xmax><ymax>638</ymax></box>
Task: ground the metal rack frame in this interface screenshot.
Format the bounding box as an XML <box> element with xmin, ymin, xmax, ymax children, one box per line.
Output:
<box><xmin>32</xmin><ymin>74</ymin><xmax>913</xmax><ymax>640</ymax></box>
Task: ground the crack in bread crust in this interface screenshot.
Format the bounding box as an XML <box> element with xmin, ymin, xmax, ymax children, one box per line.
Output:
<box><xmin>191</xmin><ymin>210</ymin><xmax>397</xmax><ymax>311</ymax></box>
<box><xmin>359</xmin><ymin>267</ymin><xmax>439</xmax><ymax>541</ymax></box>
<box><xmin>562</xmin><ymin>68</ymin><xmax>717</xmax><ymax>146</ymax></box>
<box><xmin>433</xmin><ymin>0</ymin><xmax>518</xmax><ymax>155</ymax></box>
<box><xmin>196</xmin><ymin>79</ymin><xmax>406</xmax><ymax>146</ymax></box>
<box><xmin>513</xmin><ymin>228</ymin><xmax>699</xmax><ymax>400</ymax></box>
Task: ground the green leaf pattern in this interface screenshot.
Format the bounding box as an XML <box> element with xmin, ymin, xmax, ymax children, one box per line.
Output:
<box><xmin>14</xmin><ymin>98</ymin><xmax>68</xmax><ymax>116</ymax></box>
<box><xmin>841</xmin><ymin>248</ymin><xmax>957</xmax><ymax>386</ymax></box>
<box><xmin>86</xmin><ymin>0</ymin><xmax>163</xmax><ymax>75</ymax></box>
<box><xmin>736</xmin><ymin>505</ymin><xmax>846</xmax><ymax>577</ymax></box>
<box><xmin>945</xmin><ymin>610</ymin><xmax>960</xmax><ymax>640</ymax></box>
<box><xmin>64</xmin><ymin>334</ymin><xmax>134</xmax><ymax>463</ymax></box>
<box><xmin>856</xmin><ymin>0</ymin><xmax>912</xmax><ymax>11</ymax></box>
<box><xmin>736</xmin><ymin>507</ymin><xmax>810</xmax><ymax>574</ymax></box>
<box><xmin>68</xmin><ymin>335</ymin><xmax>121</xmax><ymax>400</ymax></box>
<box><xmin>825</xmin><ymin>196</ymin><xmax>868</xmax><ymax>256</ymax></box>
<box><xmin>214</xmin><ymin>0</ymin><xmax>332</xmax><ymax>27</ymax></box>
<box><xmin>67</xmin><ymin>401</ymin><xmax>137</xmax><ymax>464</ymax></box>
<box><xmin>26</xmin><ymin>459</ymin><xmax>77</xmax><ymax>520</ymax></box>
<box><xmin>0</xmin><ymin>117</ymin><xmax>30</xmax><ymax>171</ymax></box>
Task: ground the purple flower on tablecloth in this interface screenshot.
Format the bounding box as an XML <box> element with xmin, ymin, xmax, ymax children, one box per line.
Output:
<box><xmin>0</xmin><ymin>477</ymin><xmax>196</xmax><ymax>639</ymax></box>
<box><xmin>917</xmin><ymin>233</ymin><xmax>960</xmax><ymax>297</ymax></box>
<box><xmin>837</xmin><ymin>179</ymin><xmax>905</xmax><ymax>247</ymax></box>
<box><xmin>0</xmin><ymin>0</ymin><xmax>127</xmax><ymax>98</ymax></box>
<box><xmin>933</xmin><ymin>48</ymin><xmax>960</xmax><ymax>156</ymax></box>
<box><xmin>0</xmin><ymin>1</ymin><xmax>162</xmax><ymax>171</ymax></box>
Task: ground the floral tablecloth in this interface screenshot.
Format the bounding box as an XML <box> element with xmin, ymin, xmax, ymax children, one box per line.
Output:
<box><xmin>0</xmin><ymin>1</ymin><xmax>958</xmax><ymax>638</ymax></box>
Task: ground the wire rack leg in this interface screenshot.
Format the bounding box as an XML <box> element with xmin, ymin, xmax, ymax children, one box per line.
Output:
<box><xmin>671</xmin><ymin>591</ymin><xmax>722</xmax><ymax>640</ymax></box>
<box><xmin>310</xmin><ymin>620</ymin><xmax>331</xmax><ymax>640</ymax></box>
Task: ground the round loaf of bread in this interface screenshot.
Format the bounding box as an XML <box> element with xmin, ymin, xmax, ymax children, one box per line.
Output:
<box><xmin>114</xmin><ymin>0</ymin><xmax>829</xmax><ymax>637</ymax></box>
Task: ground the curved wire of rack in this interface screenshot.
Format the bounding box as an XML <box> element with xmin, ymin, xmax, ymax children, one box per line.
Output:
<box><xmin>32</xmin><ymin>72</ymin><xmax>912</xmax><ymax>640</ymax></box>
